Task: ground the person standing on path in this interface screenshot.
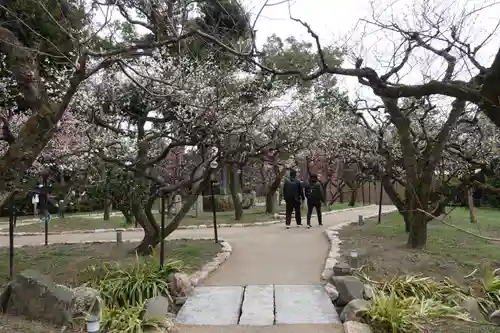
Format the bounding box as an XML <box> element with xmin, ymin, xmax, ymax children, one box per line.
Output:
<box><xmin>305</xmin><ymin>174</ymin><xmax>325</xmax><ymax>228</ymax></box>
<box><xmin>283</xmin><ymin>169</ymin><xmax>305</xmax><ymax>229</ymax></box>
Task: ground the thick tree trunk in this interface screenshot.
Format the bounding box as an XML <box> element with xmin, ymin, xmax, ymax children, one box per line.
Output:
<box><xmin>103</xmin><ymin>198</ymin><xmax>110</xmax><ymax>220</ymax></box>
<box><xmin>238</xmin><ymin>164</ymin><xmax>244</xmax><ymax>191</ymax></box>
<box><xmin>122</xmin><ymin>210</ymin><xmax>135</xmax><ymax>225</ymax></box>
<box><xmin>228</xmin><ymin>165</ymin><xmax>243</xmax><ymax>221</ymax></box>
<box><xmin>0</xmin><ymin>27</ymin><xmax>83</xmax><ymax>209</ymax></box>
<box><xmin>265</xmin><ymin>192</ymin><xmax>275</xmax><ymax>214</ymax></box>
<box><xmin>407</xmin><ymin>210</ymin><xmax>428</xmax><ymax>249</ymax></box>
<box><xmin>134</xmin><ymin>171</ymin><xmax>212</xmax><ymax>255</ymax></box>
<box><xmin>132</xmin><ymin>203</ymin><xmax>159</xmax><ymax>255</ymax></box>
<box><xmin>404</xmin><ymin>187</ymin><xmax>412</xmax><ymax>232</ymax></box>
<box><xmin>112</xmin><ymin>196</ymin><xmax>134</xmax><ymax>225</ymax></box>
<box><xmin>265</xmin><ymin>169</ymin><xmax>286</xmax><ymax>213</ymax></box>
<box><xmin>348</xmin><ymin>187</ymin><xmax>358</xmax><ymax>207</ymax></box>
<box><xmin>466</xmin><ymin>187</ymin><xmax>477</xmax><ymax>224</ymax></box>
<box><xmin>339</xmin><ymin>186</ymin><xmax>344</xmax><ymax>203</ymax></box>
<box><xmin>361</xmin><ymin>182</ymin><xmax>365</xmax><ymax>205</ymax></box>
<box><xmin>134</xmin><ymin>232</ymin><xmax>159</xmax><ymax>255</ymax></box>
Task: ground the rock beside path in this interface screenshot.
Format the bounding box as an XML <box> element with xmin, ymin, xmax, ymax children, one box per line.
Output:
<box><xmin>344</xmin><ymin>321</ymin><xmax>373</xmax><ymax>333</ymax></box>
<box><xmin>340</xmin><ymin>299</ymin><xmax>370</xmax><ymax>322</ymax></box>
<box><xmin>0</xmin><ymin>269</ymin><xmax>99</xmax><ymax>326</ymax></box>
<box><xmin>489</xmin><ymin>309</ymin><xmax>500</xmax><ymax>325</ymax></box>
<box><xmin>331</xmin><ymin>276</ymin><xmax>364</xmax><ymax>306</ymax></box>
<box><xmin>143</xmin><ymin>296</ymin><xmax>175</xmax><ymax>328</ymax></box>
<box><xmin>169</xmin><ymin>272</ymin><xmax>193</xmax><ymax>304</ymax></box>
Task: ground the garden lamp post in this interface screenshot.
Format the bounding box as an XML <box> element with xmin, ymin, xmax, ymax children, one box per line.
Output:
<box><xmin>210</xmin><ymin>160</ymin><xmax>219</xmax><ymax>243</ymax></box>
<box><xmin>378</xmin><ymin>173</ymin><xmax>383</xmax><ymax>224</ymax></box>
<box><xmin>159</xmin><ymin>189</ymin><xmax>166</xmax><ymax>269</ymax></box>
<box><xmin>8</xmin><ymin>194</ymin><xmax>17</xmax><ymax>278</ymax></box>
<box><xmin>40</xmin><ymin>173</ymin><xmax>51</xmax><ymax>246</ymax></box>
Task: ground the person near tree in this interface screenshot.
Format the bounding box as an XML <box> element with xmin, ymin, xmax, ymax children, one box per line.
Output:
<box><xmin>34</xmin><ymin>183</ymin><xmax>52</xmax><ymax>223</ymax></box>
<box><xmin>305</xmin><ymin>174</ymin><xmax>325</xmax><ymax>228</ymax></box>
<box><xmin>282</xmin><ymin>169</ymin><xmax>305</xmax><ymax>229</ymax></box>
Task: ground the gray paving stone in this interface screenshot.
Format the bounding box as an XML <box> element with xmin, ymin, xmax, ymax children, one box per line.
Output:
<box><xmin>176</xmin><ymin>286</ymin><xmax>244</xmax><ymax>325</ymax></box>
<box><xmin>275</xmin><ymin>285</ymin><xmax>341</xmax><ymax>324</ymax></box>
<box><xmin>239</xmin><ymin>285</ymin><xmax>274</xmax><ymax>326</ymax></box>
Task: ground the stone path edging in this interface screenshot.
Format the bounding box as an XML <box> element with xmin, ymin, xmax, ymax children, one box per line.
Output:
<box><xmin>0</xmin><ymin>205</ymin><xmax>377</xmax><ymax>237</ymax></box>
<box><xmin>0</xmin><ymin>222</ymin><xmax>279</xmax><ymax>236</ymax></box>
<box><xmin>189</xmin><ymin>240</ymin><xmax>232</xmax><ymax>287</ymax></box>
<box><xmin>321</xmin><ymin>208</ymin><xmax>398</xmax><ymax>281</ymax></box>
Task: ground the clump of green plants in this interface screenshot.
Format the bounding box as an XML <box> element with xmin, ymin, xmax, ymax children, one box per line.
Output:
<box><xmin>366</xmin><ymin>291</ymin><xmax>471</xmax><ymax>333</ymax></box>
<box><xmin>359</xmin><ymin>272</ymin><xmax>468</xmax><ymax>306</ymax></box>
<box><xmin>83</xmin><ymin>249</ymin><xmax>184</xmax><ymax>333</ymax></box>
<box><xmin>356</xmin><ymin>271</ymin><xmax>473</xmax><ymax>333</ymax></box>
<box><xmin>84</xmin><ymin>254</ymin><xmax>182</xmax><ymax>307</ymax></box>
<box><xmin>472</xmin><ymin>264</ymin><xmax>500</xmax><ymax>315</ymax></box>
<box><xmin>101</xmin><ymin>303</ymin><xmax>171</xmax><ymax>333</ymax></box>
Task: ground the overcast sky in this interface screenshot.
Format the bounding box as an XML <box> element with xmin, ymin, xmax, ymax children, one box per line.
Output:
<box><xmin>93</xmin><ymin>0</ymin><xmax>500</xmax><ymax>105</ymax></box>
<box><xmin>239</xmin><ymin>0</ymin><xmax>500</xmax><ymax>102</ymax></box>
<box><xmin>240</xmin><ymin>0</ymin><xmax>369</xmax><ymax>98</ymax></box>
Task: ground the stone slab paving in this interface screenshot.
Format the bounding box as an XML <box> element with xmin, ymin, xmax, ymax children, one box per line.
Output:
<box><xmin>274</xmin><ymin>285</ymin><xmax>341</xmax><ymax>325</ymax></box>
<box><xmin>176</xmin><ymin>286</ymin><xmax>244</xmax><ymax>325</ymax></box>
<box><xmin>176</xmin><ymin>285</ymin><xmax>340</xmax><ymax>326</ymax></box>
<box><xmin>239</xmin><ymin>285</ymin><xmax>275</xmax><ymax>326</ymax></box>
<box><xmin>174</xmin><ymin>324</ymin><xmax>344</xmax><ymax>333</ymax></box>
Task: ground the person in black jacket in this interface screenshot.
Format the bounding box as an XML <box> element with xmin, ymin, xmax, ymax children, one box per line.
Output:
<box><xmin>305</xmin><ymin>174</ymin><xmax>325</xmax><ymax>228</ymax></box>
<box><xmin>282</xmin><ymin>169</ymin><xmax>305</xmax><ymax>228</ymax></box>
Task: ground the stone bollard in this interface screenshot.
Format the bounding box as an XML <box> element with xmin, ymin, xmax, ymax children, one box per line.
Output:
<box><xmin>86</xmin><ymin>314</ymin><xmax>100</xmax><ymax>333</ymax></box>
<box><xmin>116</xmin><ymin>229</ymin><xmax>124</xmax><ymax>245</ymax></box>
<box><xmin>358</xmin><ymin>215</ymin><xmax>364</xmax><ymax>226</ymax></box>
<box><xmin>348</xmin><ymin>249</ymin><xmax>359</xmax><ymax>269</ymax></box>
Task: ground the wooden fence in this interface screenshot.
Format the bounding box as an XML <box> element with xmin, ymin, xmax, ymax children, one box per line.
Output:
<box><xmin>327</xmin><ymin>180</ymin><xmax>404</xmax><ymax>205</ymax></box>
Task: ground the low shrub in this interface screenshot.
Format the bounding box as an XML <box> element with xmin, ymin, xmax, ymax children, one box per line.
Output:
<box><xmin>357</xmin><ymin>271</ymin><xmax>474</xmax><ymax>333</ymax></box>
<box><xmin>82</xmin><ymin>250</ymin><xmax>183</xmax><ymax>331</ymax></box>
<box><xmin>366</xmin><ymin>291</ymin><xmax>471</xmax><ymax>333</ymax></box>
<box><xmin>101</xmin><ymin>303</ymin><xmax>167</xmax><ymax>333</ymax></box>
<box><xmin>474</xmin><ymin>264</ymin><xmax>500</xmax><ymax>314</ymax></box>
<box><xmin>359</xmin><ymin>273</ymin><xmax>467</xmax><ymax>307</ymax></box>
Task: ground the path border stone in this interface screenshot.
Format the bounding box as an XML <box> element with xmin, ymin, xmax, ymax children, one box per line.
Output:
<box><xmin>0</xmin><ymin>205</ymin><xmax>377</xmax><ymax>236</ymax></box>
<box><xmin>189</xmin><ymin>240</ymin><xmax>232</xmax><ymax>287</ymax></box>
<box><xmin>321</xmin><ymin>207</ymin><xmax>398</xmax><ymax>281</ymax></box>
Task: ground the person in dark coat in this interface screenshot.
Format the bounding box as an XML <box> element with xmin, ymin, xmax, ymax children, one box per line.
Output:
<box><xmin>282</xmin><ymin>169</ymin><xmax>305</xmax><ymax>228</ymax></box>
<box><xmin>34</xmin><ymin>183</ymin><xmax>51</xmax><ymax>222</ymax></box>
<box><xmin>305</xmin><ymin>174</ymin><xmax>325</xmax><ymax>228</ymax></box>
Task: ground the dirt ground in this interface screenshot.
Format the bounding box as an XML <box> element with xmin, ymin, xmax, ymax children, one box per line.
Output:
<box><xmin>338</xmin><ymin>208</ymin><xmax>500</xmax><ymax>284</ymax></box>
<box><xmin>0</xmin><ymin>315</ymin><xmax>82</xmax><ymax>333</ymax></box>
<box><xmin>337</xmin><ymin>208</ymin><xmax>500</xmax><ymax>333</ymax></box>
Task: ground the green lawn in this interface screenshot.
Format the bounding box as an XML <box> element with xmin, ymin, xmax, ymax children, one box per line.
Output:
<box><xmin>9</xmin><ymin>215</ymin><xmax>127</xmax><ymax>233</ymax></box>
<box><xmin>8</xmin><ymin>203</ymin><xmax>364</xmax><ymax>233</ymax></box>
<box><xmin>338</xmin><ymin>207</ymin><xmax>500</xmax><ymax>333</ymax></box>
<box><xmin>10</xmin><ymin>206</ymin><xmax>278</xmax><ymax>233</ymax></box>
<box><xmin>0</xmin><ymin>239</ymin><xmax>220</xmax><ymax>288</ymax></box>
<box><xmin>0</xmin><ymin>210</ymin><xmax>112</xmax><ymax>223</ymax></box>
<box><xmin>325</xmin><ymin>202</ymin><xmax>362</xmax><ymax>211</ymax></box>
<box><xmin>339</xmin><ymin>207</ymin><xmax>500</xmax><ymax>282</ymax></box>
